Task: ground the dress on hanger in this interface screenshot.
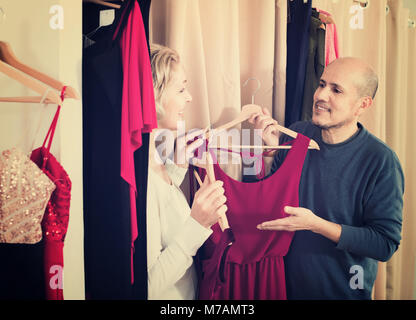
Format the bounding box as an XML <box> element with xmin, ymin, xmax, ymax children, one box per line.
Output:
<box><xmin>198</xmin><ymin>133</ymin><xmax>311</xmax><ymax>299</ymax></box>
<box><xmin>30</xmin><ymin>88</ymin><xmax>72</xmax><ymax>300</ymax></box>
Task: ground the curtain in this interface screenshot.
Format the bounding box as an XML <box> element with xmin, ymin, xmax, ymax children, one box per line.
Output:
<box><xmin>408</xmin><ymin>26</ymin><xmax>416</xmax><ymax>300</ymax></box>
<box><xmin>150</xmin><ymin>0</ymin><xmax>280</xmax><ymax>180</ymax></box>
<box><xmin>385</xmin><ymin>0</ymin><xmax>416</xmax><ymax>300</ymax></box>
<box><xmin>313</xmin><ymin>0</ymin><xmax>416</xmax><ymax>300</ymax></box>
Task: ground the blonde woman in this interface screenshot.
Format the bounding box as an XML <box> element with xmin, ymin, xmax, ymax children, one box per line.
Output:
<box><xmin>147</xmin><ymin>44</ymin><xmax>227</xmax><ymax>299</ymax></box>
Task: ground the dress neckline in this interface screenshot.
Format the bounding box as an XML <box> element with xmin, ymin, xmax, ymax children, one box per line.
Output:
<box><xmin>211</xmin><ymin>133</ymin><xmax>307</xmax><ymax>186</ymax></box>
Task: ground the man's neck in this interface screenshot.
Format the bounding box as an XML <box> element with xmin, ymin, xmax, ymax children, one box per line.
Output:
<box><xmin>321</xmin><ymin>122</ymin><xmax>359</xmax><ymax>144</ymax></box>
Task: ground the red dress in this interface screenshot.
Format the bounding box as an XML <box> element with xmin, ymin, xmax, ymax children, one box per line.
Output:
<box><xmin>198</xmin><ymin>133</ymin><xmax>310</xmax><ymax>300</ymax></box>
<box><xmin>30</xmin><ymin>88</ymin><xmax>71</xmax><ymax>300</ymax></box>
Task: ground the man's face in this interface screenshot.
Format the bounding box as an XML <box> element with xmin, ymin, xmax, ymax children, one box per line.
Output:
<box><xmin>312</xmin><ymin>62</ymin><xmax>363</xmax><ymax>130</ymax></box>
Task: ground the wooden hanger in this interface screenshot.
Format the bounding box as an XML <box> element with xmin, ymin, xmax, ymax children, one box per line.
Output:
<box><xmin>202</xmin><ymin>78</ymin><xmax>319</xmax><ymax>150</ymax></box>
<box><xmin>83</xmin><ymin>0</ymin><xmax>122</xmax><ymax>9</ymax></box>
<box><xmin>193</xmin><ymin>157</ymin><xmax>229</xmax><ymax>232</ymax></box>
<box><xmin>203</xmin><ymin>104</ymin><xmax>320</xmax><ymax>151</ymax></box>
<box><xmin>0</xmin><ymin>95</ymin><xmax>59</xmax><ymax>104</ymax></box>
<box><xmin>0</xmin><ymin>60</ymin><xmax>62</xmax><ymax>104</ymax></box>
<box><xmin>0</xmin><ymin>41</ymin><xmax>79</xmax><ymax>102</ymax></box>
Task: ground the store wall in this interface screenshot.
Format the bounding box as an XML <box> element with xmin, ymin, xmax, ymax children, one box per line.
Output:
<box><xmin>0</xmin><ymin>0</ymin><xmax>84</xmax><ymax>299</ymax></box>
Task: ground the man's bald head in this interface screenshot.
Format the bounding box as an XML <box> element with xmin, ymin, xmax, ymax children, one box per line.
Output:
<box><xmin>327</xmin><ymin>57</ymin><xmax>379</xmax><ymax>100</ymax></box>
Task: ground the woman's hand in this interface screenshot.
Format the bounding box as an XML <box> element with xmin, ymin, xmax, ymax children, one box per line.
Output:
<box><xmin>248</xmin><ymin>107</ymin><xmax>280</xmax><ymax>146</ymax></box>
<box><xmin>190</xmin><ymin>175</ymin><xmax>227</xmax><ymax>229</ymax></box>
<box><xmin>175</xmin><ymin>129</ymin><xmax>204</xmax><ymax>168</ymax></box>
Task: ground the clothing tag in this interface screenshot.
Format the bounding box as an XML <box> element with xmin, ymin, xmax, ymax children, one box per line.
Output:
<box><xmin>99</xmin><ymin>9</ymin><xmax>115</xmax><ymax>27</ymax></box>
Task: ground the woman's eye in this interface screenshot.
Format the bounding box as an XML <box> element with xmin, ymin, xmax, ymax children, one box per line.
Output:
<box><xmin>179</xmin><ymin>88</ymin><xmax>185</xmax><ymax>93</ymax></box>
<box><xmin>319</xmin><ymin>83</ymin><xmax>325</xmax><ymax>88</ymax></box>
<box><xmin>333</xmin><ymin>88</ymin><xmax>341</xmax><ymax>94</ymax></box>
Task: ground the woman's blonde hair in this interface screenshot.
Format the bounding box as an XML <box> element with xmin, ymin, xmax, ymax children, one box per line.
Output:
<box><xmin>150</xmin><ymin>44</ymin><xmax>180</xmax><ymax>120</ymax></box>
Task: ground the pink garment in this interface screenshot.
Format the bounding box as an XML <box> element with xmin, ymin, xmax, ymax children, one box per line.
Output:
<box><xmin>318</xmin><ymin>9</ymin><xmax>340</xmax><ymax>66</ymax></box>
<box><xmin>198</xmin><ymin>134</ymin><xmax>310</xmax><ymax>300</ymax></box>
<box><xmin>118</xmin><ymin>1</ymin><xmax>158</xmax><ymax>283</ymax></box>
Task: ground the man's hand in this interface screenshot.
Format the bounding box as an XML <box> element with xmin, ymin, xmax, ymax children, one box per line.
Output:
<box><xmin>257</xmin><ymin>206</ymin><xmax>342</xmax><ymax>243</ymax></box>
<box><xmin>248</xmin><ymin>107</ymin><xmax>280</xmax><ymax>146</ymax></box>
<box><xmin>257</xmin><ymin>206</ymin><xmax>319</xmax><ymax>231</ymax></box>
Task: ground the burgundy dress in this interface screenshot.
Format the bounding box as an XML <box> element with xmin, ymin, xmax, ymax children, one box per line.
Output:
<box><xmin>198</xmin><ymin>133</ymin><xmax>310</xmax><ymax>300</ymax></box>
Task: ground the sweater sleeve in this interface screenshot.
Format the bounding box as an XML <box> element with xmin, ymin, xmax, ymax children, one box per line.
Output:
<box><xmin>146</xmin><ymin>189</ymin><xmax>212</xmax><ymax>298</ymax></box>
<box><xmin>336</xmin><ymin>157</ymin><xmax>404</xmax><ymax>262</ymax></box>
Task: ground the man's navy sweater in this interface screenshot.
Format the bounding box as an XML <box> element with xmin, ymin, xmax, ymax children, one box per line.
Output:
<box><xmin>252</xmin><ymin>121</ymin><xmax>404</xmax><ymax>299</ymax></box>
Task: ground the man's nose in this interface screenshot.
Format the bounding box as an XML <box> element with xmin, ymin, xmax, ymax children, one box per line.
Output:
<box><xmin>314</xmin><ymin>86</ymin><xmax>329</xmax><ymax>102</ymax></box>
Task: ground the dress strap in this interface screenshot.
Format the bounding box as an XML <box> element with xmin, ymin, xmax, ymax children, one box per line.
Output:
<box><xmin>42</xmin><ymin>86</ymin><xmax>67</xmax><ymax>152</ymax></box>
<box><xmin>40</xmin><ymin>86</ymin><xmax>66</xmax><ymax>169</ymax></box>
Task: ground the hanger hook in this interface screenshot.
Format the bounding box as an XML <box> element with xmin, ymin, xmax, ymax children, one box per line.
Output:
<box><xmin>243</xmin><ymin>77</ymin><xmax>261</xmax><ymax>104</ymax></box>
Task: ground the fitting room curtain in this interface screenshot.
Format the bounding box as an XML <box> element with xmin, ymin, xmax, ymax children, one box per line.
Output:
<box><xmin>385</xmin><ymin>0</ymin><xmax>416</xmax><ymax>300</ymax></box>
<box><xmin>150</xmin><ymin>0</ymin><xmax>286</xmax><ymax>180</ymax></box>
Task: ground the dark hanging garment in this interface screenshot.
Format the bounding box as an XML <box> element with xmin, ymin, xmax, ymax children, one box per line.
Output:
<box><xmin>82</xmin><ymin>2</ymin><xmax>132</xmax><ymax>300</ymax></box>
<box><xmin>82</xmin><ymin>0</ymin><xmax>153</xmax><ymax>300</ymax></box>
<box><xmin>301</xmin><ymin>9</ymin><xmax>326</xmax><ymax>121</ymax></box>
<box><xmin>0</xmin><ymin>242</ymin><xmax>45</xmax><ymax>299</ymax></box>
<box><xmin>82</xmin><ymin>32</ymin><xmax>132</xmax><ymax>299</ymax></box>
<box><xmin>285</xmin><ymin>0</ymin><xmax>312</xmax><ymax>127</ymax></box>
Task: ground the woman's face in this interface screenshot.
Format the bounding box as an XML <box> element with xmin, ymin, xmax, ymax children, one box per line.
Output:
<box><xmin>158</xmin><ymin>64</ymin><xmax>192</xmax><ymax>130</ymax></box>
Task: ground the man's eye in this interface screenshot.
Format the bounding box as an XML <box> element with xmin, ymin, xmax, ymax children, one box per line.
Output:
<box><xmin>333</xmin><ymin>88</ymin><xmax>341</xmax><ymax>94</ymax></box>
<box><xmin>179</xmin><ymin>88</ymin><xmax>185</xmax><ymax>93</ymax></box>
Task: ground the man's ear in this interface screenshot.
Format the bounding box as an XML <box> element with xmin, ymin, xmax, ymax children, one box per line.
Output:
<box><xmin>355</xmin><ymin>96</ymin><xmax>373</xmax><ymax>117</ymax></box>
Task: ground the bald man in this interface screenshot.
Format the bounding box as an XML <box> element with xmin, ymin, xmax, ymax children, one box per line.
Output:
<box><xmin>248</xmin><ymin>57</ymin><xmax>404</xmax><ymax>299</ymax></box>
